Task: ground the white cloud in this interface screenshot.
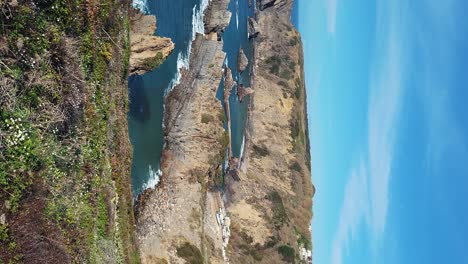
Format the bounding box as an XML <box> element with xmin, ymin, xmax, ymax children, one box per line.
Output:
<box><xmin>326</xmin><ymin>0</ymin><xmax>337</xmax><ymax>35</ymax></box>
<box><xmin>330</xmin><ymin>1</ymin><xmax>405</xmax><ymax>262</ymax></box>
<box><xmin>331</xmin><ymin>161</ymin><xmax>369</xmax><ymax>264</ymax></box>
<box><xmin>367</xmin><ymin>36</ymin><xmax>403</xmax><ymax>237</ymax></box>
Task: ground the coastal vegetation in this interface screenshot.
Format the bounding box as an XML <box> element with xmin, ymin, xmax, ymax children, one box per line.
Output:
<box><xmin>176</xmin><ymin>242</ymin><xmax>204</xmax><ymax>264</ymax></box>
<box><xmin>0</xmin><ymin>0</ymin><xmax>138</xmax><ymax>262</ymax></box>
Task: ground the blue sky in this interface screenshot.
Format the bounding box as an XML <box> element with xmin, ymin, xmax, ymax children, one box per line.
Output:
<box><xmin>298</xmin><ymin>0</ymin><xmax>468</xmax><ymax>263</ymax></box>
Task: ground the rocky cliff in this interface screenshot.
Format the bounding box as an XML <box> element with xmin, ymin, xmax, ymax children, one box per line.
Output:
<box><xmin>135</xmin><ymin>1</ymin><xmax>232</xmax><ymax>263</ymax></box>
<box><xmin>129</xmin><ymin>9</ymin><xmax>174</xmax><ymax>76</ymax></box>
<box><xmin>135</xmin><ymin>0</ymin><xmax>314</xmax><ymax>263</ymax></box>
<box><xmin>225</xmin><ymin>1</ymin><xmax>314</xmax><ymax>263</ymax></box>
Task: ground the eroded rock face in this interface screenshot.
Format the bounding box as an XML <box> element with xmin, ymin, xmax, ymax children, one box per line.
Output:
<box><xmin>248</xmin><ymin>17</ymin><xmax>260</xmax><ymax>39</ymax></box>
<box><xmin>258</xmin><ymin>0</ymin><xmax>291</xmax><ymax>14</ymax></box>
<box><xmin>238</xmin><ymin>48</ymin><xmax>249</xmax><ymax>73</ymax></box>
<box><xmin>204</xmin><ymin>0</ymin><xmax>232</xmax><ymax>40</ymax></box>
<box><xmin>237</xmin><ymin>84</ymin><xmax>254</xmax><ymax>102</ymax></box>
<box><xmin>129</xmin><ymin>9</ymin><xmax>174</xmax><ymax>76</ymax></box>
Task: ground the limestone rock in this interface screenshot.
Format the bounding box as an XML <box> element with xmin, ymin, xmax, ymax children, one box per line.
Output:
<box><xmin>237</xmin><ymin>84</ymin><xmax>254</xmax><ymax>102</ymax></box>
<box><xmin>204</xmin><ymin>0</ymin><xmax>232</xmax><ymax>40</ymax></box>
<box><xmin>248</xmin><ymin>17</ymin><xmax>260</xmax><ymax>39</ymax></box>
<box><xmin>129</xmin><ymin>9</ymin><xmax>174</xmax><ymax>76</ymax></box>
<box><xmin>237</xmin><ymin>48</ymin><xmax>248</xmax><ymax>73</ymax></box>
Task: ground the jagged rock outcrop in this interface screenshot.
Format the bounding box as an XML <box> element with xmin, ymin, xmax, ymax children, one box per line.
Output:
<box><xmin>129</xmin><ymin>9</ymin><xmax>174</xmax><ymax>75</ymax></box>
<box><xmin>236</xmin><ymin>84</ymin><xmax>254</xmax><ymax>102</ymax></box>
<box><xmin>204</xmin><ymin>0</ymin><xmax>232</xmax><ymax>40</ymax></box>
<box><xmin>248</xmin><ymin>17</ymin><xmax>260</xmax><ymax>39</ymax></box>
<box><xmin>258</xmin><ymin>0</ymin><xmax>291</xmax><ymax>14</ymax></box>
<box><xmin>225</xmin><ymin>0</ymin><xmax>314</xmax><ymax>263</ymax></box>
<box><xmin>135</xmin><ymin>1</ymin><xmax>232</xmax><ymax>262</ymax></box>
<box><xmin>238</xmin><ymin>48</ymin><xmax>249</xmax><ymax>72</ymax></box>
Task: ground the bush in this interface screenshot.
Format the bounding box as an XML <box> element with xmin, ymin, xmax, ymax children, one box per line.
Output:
<box><xmin>266</xmin><ymin>55</ymin><xmax>281</xmax><ymax>76</ymax></box>
<box><xmin>267</xmin><ymin>191</ymin><xmax>288</xmax><ymax>227</ymax></box>
<box><xmin>280</xmin><ymin>69</ymin><xmax>292</xmax><ymax>80</ymax></box>
<box><xmin>265</xmin><ymin>236</ymin><xmax>279</xmax><ymax>248</ymax></box>
<box><xmin>142</xmin><ymin>52</ymin><xmax>165</xmax><ymax>70</ymax></box>
<box><xmin>201</xmin><ymin>113</ymin><xmax>214</xmax><ymax>124</ymax></box>
<box><xmin>176</xmin><ymin>242</ymin><xmax>204</xmax><ymax>264</ymax></box>
<box><xmin>253</xmin><ymin>144</ymin><xmax>269</xmax><ymax>157</ymax></box>
<box><xmin>278</xmin><ymin>245</ymin><xmax>295</xmax><ymax>263</ymax></box>
<box><xmin>277</xmin><ymin>80</ymin><xmax>288</xmax><ymax>88</ymax></box>
<box><xmin>290</xmin><ymin>161</ymin><xmax>302</xmax><ymax>173</ymax></box>
<box><xmin>289</xmin><ymin>36</ymin><xmax>299</xmax><ymax>46</ymax></box>
<box><xmin>294</xmin><ymin>84</ymin><xmax>302</xmax><ymax>99</ymax></box>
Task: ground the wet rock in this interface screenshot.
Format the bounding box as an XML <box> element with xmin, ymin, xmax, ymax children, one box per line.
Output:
<box><xmin>248</xmin><ymin>17</ymin><xmax>260</xmax><ymax>39</ymax></box>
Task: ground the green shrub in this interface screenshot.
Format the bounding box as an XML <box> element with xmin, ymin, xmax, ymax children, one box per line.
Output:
<box><xmin>278</xmin><ymin>245</ymin><xmax>295</xmax><ymax>263</ymax></box>
<box><xmin>266</xmin><ymin>55</ymin><xmax>281</xmax><ymax>76</ymax></box>
<box><xmin>201</xmin><ymin>113</ymin><xmax>214</xmax><ymax>124</ymax></box>
<box><xmin>253</xmin><ymin>144</ymin><xmax>269</xmax><ymax>157</ymax></box>
<box><xmin>294</xmin><ymin>84</ymin><xmax>302</xmax><ymax>99</ymax></box>
<box><xmin>265</xmin><ymin>236</ymin><xmax>279</xmax><ymax>248</ymax></box>
<box><xmin>289</xmin><ymin>36</ymin><xmax>299</xmax><ymax>46</ymax></box>
<box><xmin>280</xmin><ymin>69</ymin><xmax>292</xmax><ymax>80</ymax></box>
<box><xmin>267</xmin><ymin>191</ymin><xmax>288</xmax><ymax>227</ymax></box>
<box><xmin>277</xmin><ymin>80</ymin><xmax>288</xmax><ymax>88</ymax></box>
<box><xmin>142</xmin><ymin>52</ymin><xmax>165</xmax><ymax>70</ymax></box>
<box><xmin>290</xmin><ymin>161</ymin><xmax>302</xmax><ymax>173</ymax></box>
<box><xmin>176</xmin><ymin>242</ymin><xmax>204</xmax><ymax>264</ymax></box>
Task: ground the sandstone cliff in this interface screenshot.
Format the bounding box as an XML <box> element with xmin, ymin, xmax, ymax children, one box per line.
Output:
<box><xmin>134</xmin><ymin>0</ymin><xmax>314</xmax><ymax>263</ymax></box>
<box><xmin>135</xmin><ymin>1</ymin><xmax>232</xmax><ymax>263</ymax></box>
<box><xmin>129</xmin><ymin>9</ymin><xmax>174</xmax><ymax>76</ymax></box>
<box><xmin>224</xmin><ymin>1</ymin><xmax>315</xmax><ymax>263</ymax></box>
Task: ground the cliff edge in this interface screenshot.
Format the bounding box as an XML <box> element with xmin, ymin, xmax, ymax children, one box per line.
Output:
<box><xmin>129</xmin><ymin>9</ymin><xmax>174</xmax><ymax>76</ymax></box>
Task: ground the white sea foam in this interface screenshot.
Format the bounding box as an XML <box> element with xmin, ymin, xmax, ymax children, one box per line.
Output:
<box><xmin>236</xmin><ymin>0</ymin><xmax>239</xmax><ymax>29</ymax></box>
<box><xmin>132</xmin><ymin>0</ymin><xmax>148</xmax><ymax>13</ymax></box>
<box><xmin>145</xmin><ymin>0</ymin><xmax>211</xmax><ymax>190</ymax></box>
<box><xmin>166</xmin><ymin>0</ymin><xmax>210</xmax><ymax>95</ymax></box>
<box><xmin>239</xmin><ymin>135</ymin><xmax>245</xmax><ymax>160</ymax></box>
<box><xmin>143</xmin><ymin>165</ymin><xmax>162</xmax><ymax>190</ymax></box>
<box><xmin>192</xmin><ymin>0</ymin><xmax>210</xmax><ymax>39</ymax></box>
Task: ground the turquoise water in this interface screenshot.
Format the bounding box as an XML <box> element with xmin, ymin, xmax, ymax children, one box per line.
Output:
<box><xmin>128</xmin><ymin>0</ymin><xmax>203</xmax><ymax>195</ymax></box>
<box><xmin>222</xmin><ymin>0</ymin><xmax>255</xmax><ymax>158</ymax></box>
<box><xmin>129</xmin><ymin>0</ymin><xmax>256</xmax><ymax>195</ymax></box>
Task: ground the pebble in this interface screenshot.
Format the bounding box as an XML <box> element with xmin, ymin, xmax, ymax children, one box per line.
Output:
<box><xmin>0</xmin><ymin>214</ymin><xmax>5</xmax><ymax>225</ymax></box>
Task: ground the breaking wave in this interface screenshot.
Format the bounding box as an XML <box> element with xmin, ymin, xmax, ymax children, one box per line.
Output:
<box><xmin>143</xmin><ymin>165</ymin><xmax>162</xmax><ymax>190</ymax></box>
<box><xmin>132</xmin><ymin>0</ymin><xmax>148</xmax><ymax>13</ymax></box>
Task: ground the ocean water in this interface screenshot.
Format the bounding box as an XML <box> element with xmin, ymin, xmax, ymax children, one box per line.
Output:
<box><xmin>128</xmin><ymin>0</ymin><xmax>205</xmax><ymax>195</ymax></box>
<box><xmin>129</xmin><ymin>0</ymin><xmax>256</xmax><ymax>195</ymax></box>
<box><xmin>222</xmin><ymin>0</ymin><xmax>256</xmax><ymax>158</ymax></box>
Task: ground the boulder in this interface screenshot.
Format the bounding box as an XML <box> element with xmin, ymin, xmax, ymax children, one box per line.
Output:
<box><xmin>237</xmin><ymin>48</ymin><xmax>249</xmax><ymax>72</ymax></box>
<box><xmin>204</xmin><ymin>0</ymin><xmax>232</xmax><ymax>40</ymax></box>
<box><xmin>129</xmin><ymin>9</ymin><xmax>174</xmax><ymax>76</ymax></box>
<box><xmin>237</xmin><ymin>84</ymin><xmax>254</xmax><ymax>102</ymax></box>
<box><xmin>248</xmin><ymin>17</ymin><xmax>260</xmax><ymax>39</ymax></box>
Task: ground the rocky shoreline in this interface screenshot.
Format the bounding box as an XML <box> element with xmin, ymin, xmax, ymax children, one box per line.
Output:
<box><xmin>129</xmin><ymin>8</ymin><xmax>175</xmax><ymax>76</ymax></box>
<box><xmin>134</xmin><ymin>0</ymin><xmax>314</xmax><ymax>263</ymax></box>
<box><xmin>135</xmin><ymin>0</ymin><xmax>232</xmax><ymax>263</ymax></box>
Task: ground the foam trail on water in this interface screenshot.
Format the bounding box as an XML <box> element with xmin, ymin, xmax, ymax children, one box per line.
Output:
<box><xmin>166</xmin><ymin>0</ymin><xmax>210</xmax><ymax>95</ymax></box>
<box><xmin>236</xmin><ymin>0</ymin><xmax>239</xmax><ymax>29</ymax></box>
<box><xmin>132</xmin><ymin>0</ymin><xmax>148</xmax><ymax>13</ymax></box>
<box><xmin>144</xmin><ymin>165</ymin><xmax>162</xmax><ymax>190</ymax></box>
